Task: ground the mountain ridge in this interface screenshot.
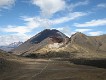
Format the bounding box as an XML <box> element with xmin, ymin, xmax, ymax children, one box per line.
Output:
<box><xmin>12</xmin><ymin>29</ymin><xmax>69</xmax><ymax>55</ymax></box>
<box><xmin>11</xmin><ymin>29</ymin><xmax>106</xmax><ymax>59</ymax></box>
<box><xmin>0</xmin><ymin>41</ymin><xmax>23</xmax><ymax>52</ymax></box>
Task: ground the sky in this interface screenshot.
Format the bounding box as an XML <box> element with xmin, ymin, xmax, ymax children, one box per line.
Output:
<box><xmin>0</xmin><ymin>0</ymin><xmax>106</xmax><ymax>46</ymax></box>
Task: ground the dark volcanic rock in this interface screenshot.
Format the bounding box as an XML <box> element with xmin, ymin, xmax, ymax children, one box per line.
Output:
<box><xmin>12</xmin><ymin>29</ymin><xmax>106</xmax><ymax>58</ymax></box>
<box><xmin>30</xmin><ymin>29</ymin><xmax>67</xmax><ymax>44</ymax></box>
<box><xmin>12</xmin><ymin>29</ymin><xmax>69</xmax><ymax>55</ymax></box>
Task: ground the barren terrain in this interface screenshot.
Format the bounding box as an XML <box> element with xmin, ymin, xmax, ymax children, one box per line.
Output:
<box><xmin>0</xmin><ymin>58</ymin><xmax>106</xmax><ymax>80</ymax></box>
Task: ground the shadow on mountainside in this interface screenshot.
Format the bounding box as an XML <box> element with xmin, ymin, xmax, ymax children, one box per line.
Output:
<box><xmin>24</xmin><ymin>51</ymin><xmax>106</xmax><ymax>69</ymax></box>
<box><xmin>70</xmin><ymin>58</ymin><xmax>106</xmax><ymax>69</ymax></box>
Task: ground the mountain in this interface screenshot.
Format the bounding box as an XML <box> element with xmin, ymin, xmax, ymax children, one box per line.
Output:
<box><xmin>12</xmin><ymin>29</ymin><xmax>69</xmax><ymax>56</ymax></box>
<box><xmin>8</xmin><ymin>41</ymin><xmax>23</xmax><ymax>48</ymax></box>
<box><xmin>64</xmin><ymin>32</ymin><xmax>106</xmax><ymax>58</ymax></box>
<box><xmin>0</xmin><ymin>42</ymin><xmax>23</xmax><ymax>52</ymax></box>
<box><xmin>12</xmin><ymin>29</ymin><xmax>106</xmax><ymax>59</ymax></box>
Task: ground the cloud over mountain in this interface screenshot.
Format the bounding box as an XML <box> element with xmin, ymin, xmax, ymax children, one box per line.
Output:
<box><xmin>74</xmin><ymin>19</ymin><xmax>106</xmax><ymax>27</ymax></box>
<box><xmin>32</xmin><ymin>0</ymin><xmax>66</xmax><ymax>17</ymax></box>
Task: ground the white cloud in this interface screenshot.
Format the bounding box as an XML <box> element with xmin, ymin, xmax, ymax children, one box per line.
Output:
<box><xmin>52</xmin><ymin>12</ymin><xmax>87</xmax><ymax>24</ymax></box>
<box><xmin>3</xmin><ymin>11</ymin><xmax>86</xmax><ymax>34</ymax></box>
<box><xmin>72</xmin><ymin>0</ymin><xmax>89</xmax><ymax>7</ymax></box>
<box><xmin>56</xmin><ymin>27</ymin><xmax>75</xmax><ymax>37</ymax></box>
<box><xmin>2</xmin><ymin>17</ymin><xmax>41</xmax><ymax>34</ymax></box>
<box><xmin>75</xmin><ymin>29</ymin><xmax>92</xmax><ymax>32</ymax></box>
<box><xmin>31</xmin><ymin>0</ymin><xmax>89</xmax><ymax>17</ymax></box>
<box><xmin>0</xmin><ymin>0</ymin><xmax>90</xmax><ymax>46</ymax></box>
<box><xmin>0</xmin><ymin>35</ymin><xmax>19</xmax><ymax>46</ymax></box>
<box><xmin>97</xmin><ymin>3</ymin><xmax>106</xmax><ymax>8</ymax></box>
<box><xmin>74</xmin><ymin>19</ymin><xmax>106</xmax><ymax>27</ymax></box>
<box><xmin>0</xmin><ymin>0</ymin><xmax>15</xmax><ymax>9</ymax></box>
<box><xmin>1</xmin><ymin>10</ymin><xmax>87</xmax><ymax>46</ymax></box>
<box><xmin>88</xmin><ymin>31</ymin><xmax>103</xmax><ymax>36</ymax></box>
<box><xmin>32</xmin><ymin>0</ymin><xmax>66</xmax><ymax>17</ymax></box>
<box><xmin>33</xmin><ymin>12</ymin><xmax>86</xmax><ymax>28</ymax></box>
<box><xmin>3</xmin><ymin>25</ymin><xmax>30</xmax><ymax>34</ymax></box>
<box><xmin>0</xmin><ymin>34</ymin><xmax>30</xmax><ymax>46</ymax></box>
<box><xmin>67</xmin><ymin>0</ymin><xmax>89</xmax><ymax>11</ymax></box>
<box><xmin>0</xmin><ymin>32</ymin><xmax>32</xmax><ymax>46</ymax></box>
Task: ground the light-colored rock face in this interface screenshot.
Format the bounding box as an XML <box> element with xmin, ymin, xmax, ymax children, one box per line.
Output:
<box><xmin>12</xmin><ymin>29</ymin><xmax>69</xmax><ymax>55</ymax></box>
<box><xmin>11</xmin><ymin>29</ymin><xmax>106</xmax><ymax>59</ymax></box>
<box><xmin>48</xmin><ymin>43</ymin><xmax>63</xmax><ymax>49</ymax></box>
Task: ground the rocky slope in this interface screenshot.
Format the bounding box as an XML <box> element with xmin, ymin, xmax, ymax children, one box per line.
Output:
<box><xmin>12</xmin><ymin>29</ymin><xmax>69</xmax><ymax>56</ymax></box>
<box><xmin>12</xmin><ymin>29</ymin><xmax>106</xmax><ymax>58</ymax></box>
<box><xmin>65</xmin><ymin>32</ymin><xmax>106</xmax><ymax>58</ymax></box>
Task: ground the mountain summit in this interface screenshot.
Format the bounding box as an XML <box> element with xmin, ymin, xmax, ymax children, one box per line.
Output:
<box><xmin>12</xmin><ymin>29</ymin><xmax>69</xmax><ymax>56</ymax></box>
<box><xmin>12</xmin><ymin>29</ymin><xmax>106</xmax><ymax>58</ymax></box>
